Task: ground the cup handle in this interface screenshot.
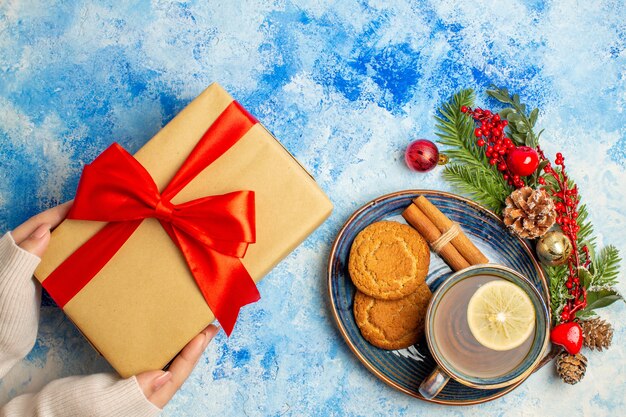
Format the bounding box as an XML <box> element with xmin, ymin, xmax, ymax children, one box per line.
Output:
<box><xmin>419</xmin><ymin>366</ymin><xmax>450</xmax><ymax>400</ymax></box>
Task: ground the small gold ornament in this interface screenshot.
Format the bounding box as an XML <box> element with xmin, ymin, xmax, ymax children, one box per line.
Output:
<box><xmin>536</xmin><ymin>230</ymin><xmax>573</xmax><ymax>266</ymax></box>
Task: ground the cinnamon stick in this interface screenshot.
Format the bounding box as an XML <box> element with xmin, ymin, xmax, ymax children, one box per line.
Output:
<box><xmin>402</xmin><ymin>203</ymin><xmax>471</xmax><ymax>271</ymax></box>
<box><xmin>414</xmin><ymin>196</ymin><xmax>489</xmax><ymax>265</ymax></box>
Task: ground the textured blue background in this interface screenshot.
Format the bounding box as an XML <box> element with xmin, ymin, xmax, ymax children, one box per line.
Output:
<box><xmin>1</xmin><ymin>1</ymin><xmax>625</xmax><ymax>415</ymax></box>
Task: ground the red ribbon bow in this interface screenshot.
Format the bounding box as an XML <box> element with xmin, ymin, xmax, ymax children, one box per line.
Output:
<box><xmin>43</xmin><ymin>101</ymin><xmax>261</xmax><ymax>336</ymax></box>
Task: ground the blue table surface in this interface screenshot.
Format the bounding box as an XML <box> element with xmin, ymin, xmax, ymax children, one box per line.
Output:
<box><xmin>1</xmin><ymin>1</ymin><xmax>624</xmax><ymax>416</ymax></box>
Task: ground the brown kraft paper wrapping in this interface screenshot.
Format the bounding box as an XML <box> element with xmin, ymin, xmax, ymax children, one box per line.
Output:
<box><xmin>34</xmin><ymin>83</ymin><xmax>333</xmax><ymax>378</ymax></box>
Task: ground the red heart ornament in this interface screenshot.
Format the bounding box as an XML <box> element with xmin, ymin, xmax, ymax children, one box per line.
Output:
<box><xmin>550</xmin><ymin>322</ymin><xmax>583</xmax><ymax>355</ymax></box>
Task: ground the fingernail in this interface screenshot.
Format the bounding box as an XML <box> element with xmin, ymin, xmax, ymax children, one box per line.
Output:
<box><xmin>152</xmin><ymin>371</ymin><xmax>172</xmax><ymax>391</ymax></box>
<box><xmin>202</xmin><ymin>331</ymin><xmax>212</xmax><ymax>349</ymax></box>
<box><xmin>30</xmin><ymin>224</ymin><xmax>50</xmax><ymax>239</ymax></box>
<box><xmin>202</xmin><ymin>326</ymin><xmax>219</xmax><ymax>348</ymax></box>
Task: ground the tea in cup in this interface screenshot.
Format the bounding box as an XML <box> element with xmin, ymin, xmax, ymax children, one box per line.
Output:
<box><xmin>419</xmin><ymin>265</ymin><xmax>550</xmax><ymax>399</ymax></box>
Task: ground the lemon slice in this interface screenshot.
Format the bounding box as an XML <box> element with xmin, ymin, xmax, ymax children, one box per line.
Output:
<box><xmin>467</xmin><ymin>280</ymin><xmax>535</xmax><ymax>351</ymax></box>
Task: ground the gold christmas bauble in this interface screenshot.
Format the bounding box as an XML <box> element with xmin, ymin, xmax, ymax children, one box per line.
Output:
<box><xmin>536</xmin><ymin>231</ymin><xmax>573</xmax><ymax>266</ymax></box>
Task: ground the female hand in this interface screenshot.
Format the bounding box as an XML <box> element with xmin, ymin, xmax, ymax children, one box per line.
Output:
<box><xmin>12</xmin><ymin>201</ymin><xmax>219</xmax><ymax>410</ymax></box>
<box><xmin>136</xmin><ymin>324</ymin><xmax>220</xmax><ymax>409</ymax></box>
<box><xmin>11</xmin><ymin>201</ymin><xmax>72</xmax><ymax>256</ymax></box>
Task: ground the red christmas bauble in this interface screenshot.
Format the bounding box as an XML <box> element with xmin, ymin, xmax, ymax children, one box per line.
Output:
<box><xmin>405</xmin><ymin>139</ymin><xmax>439</xmax><ymax>172</ymax></box>
<box><xmin>507</xmin><ymin>146</ymin><xmax>539</xmax><ymax>176</ymax></box>
<box><xmin>550</xmin><ymin>322</ymin><xmax>583</xmax><ymax>355</ymax></box>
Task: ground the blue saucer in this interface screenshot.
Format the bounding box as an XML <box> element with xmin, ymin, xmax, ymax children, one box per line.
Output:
<box><xmin>327</xmin><ymin>190</ymin><xmax>551</xmax><ymax>405</ymax></box>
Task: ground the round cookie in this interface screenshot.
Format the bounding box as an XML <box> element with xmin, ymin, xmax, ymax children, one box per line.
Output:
<box><xmin>348</xmin><ymin>221</ymin><xmax>430</xmax><ymax>300</ymax></box>
<box><xmin>353</xmin><ymin>284</ymin><xmax>432</xmax><ymax>350</ymax></box>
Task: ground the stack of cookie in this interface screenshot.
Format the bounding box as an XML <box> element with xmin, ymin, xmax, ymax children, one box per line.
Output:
<box><xmin>349</xmin><ymin>221</ymin><xmax>431</xmax><ymax>350</ymax></box>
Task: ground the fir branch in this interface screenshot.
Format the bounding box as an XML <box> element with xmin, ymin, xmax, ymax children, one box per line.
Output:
<box><xmin>548</xmin><ymin>230</ymin><xmax>622</xmax><ymax>321</ymax></box>
<box><xmin>435</xmin><ymin>89</ymin><xmax>512</xmax><ymax>213</ymax></box>
<box><xmin>442</xmin><ymin>164</ymin><xmax>510</xmax><ymax>214</ymax></box>
<box><xmin>434</xmin><ymin>89</ymin><xmax>484</xmax><ymax>167</ymax></box>
<box><xmin>576</xmin><ymin>204</ymin><xmax>596</xmax><ymax>251</ymax></box>
<box><xmin>547</xmin><ymin>264</ymin><xmax>571</xmax><ymax>323</ymax></box>
<box><xmin>591</xmin><ymin>245</ymin><xmax>621</xmax><ymax>286</ymax></box>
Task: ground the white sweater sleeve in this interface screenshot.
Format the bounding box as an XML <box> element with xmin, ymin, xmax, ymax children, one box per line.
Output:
<box><xmin>0</xmin><ymin>374</ymin><xmax>161</xmax><ymax>417</ymax></box>
<box><xmin>0</xmin><ymin>232</ymin><xmax>41</xmax><ymax>377</ymax></box>
<box><xmin>0</xmin><ymin>233</ymin><xmax>161</xmax><ymax>417</ymax></box>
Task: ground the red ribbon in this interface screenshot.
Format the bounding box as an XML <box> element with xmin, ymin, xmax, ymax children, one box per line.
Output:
<box><xmin>43</xmin><ymin>101</ymin><xmax>261</xmax><ymax>336</ymax></box>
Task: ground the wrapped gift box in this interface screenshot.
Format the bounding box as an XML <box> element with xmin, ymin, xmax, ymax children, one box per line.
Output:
<box><xmin>34</xmin><ymin>83</ymin><xmax>333</xmax><ymax>377</ymax></box>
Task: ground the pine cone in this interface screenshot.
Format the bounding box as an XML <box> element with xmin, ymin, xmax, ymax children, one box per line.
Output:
<box><xmin>503</xmin><ymin>187</ymin><xmax>556</xmax><ymax>239</ymax></box>
<box><xmin>556</xmin><ymin>351</ymin><xmax>587</xmax><ymax>385</ymax></box>
<box><xmin>582</xmin><ymin>317</ymin><xmax>613</xmax><ymax>351</ymax></box>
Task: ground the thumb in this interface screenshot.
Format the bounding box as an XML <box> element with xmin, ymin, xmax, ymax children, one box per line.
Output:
<box><xmin>136</xmin><ymin>370</ymin><xmax>172</xmax><ymax>399</ymax></box>
<box><xmin>18</xmin><ymin>224</ymin><xmax>51</xmax><ymax>258</ymax></box>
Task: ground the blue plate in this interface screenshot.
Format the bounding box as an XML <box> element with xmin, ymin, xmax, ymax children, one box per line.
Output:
<box><xmin>327</xmin><ymin>190</ymin><xmax>553</xmax><ymax>405</ymax></box>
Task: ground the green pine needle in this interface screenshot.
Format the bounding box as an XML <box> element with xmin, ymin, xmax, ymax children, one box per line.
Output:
<box><xmin>442</xmin><ymin>164</ymin><xmax>510</xmax><ymax>214</ymax></box>
<box><xmin>547</xmin><ymin>264</ymin><xmax>570</xmax><ymax>322</ymax></box>
<box><xmin>592</xmin><ymin>245</ymin><xmax>622</xmax><ymax>286</ymax></box>
<box><xmin>576</xmin><ymin>204</ymin><xmax>596</xmax><ymax>249</ymax></box>
<box><xmin>435</xmin><ymin>89</ymin><xmax>512</xmax><ymax>214</ymax></box>
<box><xmin>434</xmin><ymin>89</ymin><xmax>483</xmax><ymax>167</ymax></box>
